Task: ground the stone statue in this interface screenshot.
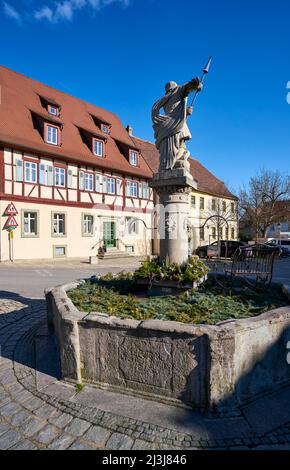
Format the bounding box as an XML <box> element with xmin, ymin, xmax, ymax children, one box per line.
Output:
<box><xmin>152</xmin><ymin>78</ymin><xmax>203</xmax><ymax>173</ymax></box>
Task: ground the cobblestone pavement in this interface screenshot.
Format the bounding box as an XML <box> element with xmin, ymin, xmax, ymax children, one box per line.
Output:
<box><xmin>1</xmin><ymin>295</ymin><xmax>290</xmax><ymax>450</ymax></box>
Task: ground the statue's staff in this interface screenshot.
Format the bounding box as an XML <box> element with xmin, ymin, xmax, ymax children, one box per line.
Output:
<box><xmin>190</xmin><ymin>56</ymin><xmax>212</xmax><ymax>109</ymax></box>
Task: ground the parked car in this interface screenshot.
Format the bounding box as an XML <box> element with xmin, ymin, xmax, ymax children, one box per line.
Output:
<box><xmin>195</xmin><ymin>240</ymin><xmax>246</xmax><ymax>259</ymax></box>
<box><xmin>264</xmin><ymin>239</ymin><xmax>290</xmax><ymax>257</ymax></box>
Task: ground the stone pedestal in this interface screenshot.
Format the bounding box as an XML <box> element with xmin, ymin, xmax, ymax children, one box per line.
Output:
<box><xmin>149</xmin><ymin>169</ymin><xmax>197</xmax><ymax>264</ymax></box>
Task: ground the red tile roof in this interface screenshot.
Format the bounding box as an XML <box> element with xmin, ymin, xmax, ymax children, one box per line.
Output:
<box><xmin>132</xmin><ymin>136</ymin><xmax>238</xmax><ymax>200</ymax></box>
<box><xmin>0</xmin><ymin>66</ymin><xmax>152</xmax><ymax>179</ymax></box>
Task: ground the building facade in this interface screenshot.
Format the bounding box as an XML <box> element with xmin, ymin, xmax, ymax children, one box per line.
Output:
<box><xmin>0</xmin><ymin>66</ymin><xmax>238</xmax><ymax>262</ymax></box>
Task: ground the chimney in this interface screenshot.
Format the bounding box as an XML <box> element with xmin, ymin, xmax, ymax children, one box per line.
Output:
<box><xmin>126</xmin><ymin>124</ymin><xmax>133</xmax><ymax>136</ymax></box>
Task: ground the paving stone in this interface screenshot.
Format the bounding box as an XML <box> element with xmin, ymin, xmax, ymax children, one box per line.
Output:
<box><xmin>106</xmin><ymin>433</ymin><xmax>134</xmax><ymax>450</ymax></box>
<box><xmin>82</xmin><ymin>426</ymin><xmax>111</xmax><ymax>447</ymax></box>
<box><xmin>64</xmin><ymin>418</ymin><xmax>91</xmax><ymax>437</ymax></box>
<box><xmin>23</xmin><ymin>397</ymin><xmax>45</xmax><ymax>412</ymax></box>
<box><xmin>132</xmin><ymin>439</ymin><xmax>156</xmax><ymax>450</ymax></box>
<box><xmin>69</xmin><ymin>440</ymin><xmax>96</xmax><ymax>450</ymax></box>
<box><xmin>18</xmin><ymin>416</ymin><xmax>46</xmax><ymax>437</ymax></box>
<box><xmin>10</xmin><ymin>409</ymin><xmax>31</xmax><ymax>426</ymax></box>
<box><xmin>0</xmin><ymin>429</ymin><xmax>22</xmax><ymax>449</ymax></box>
<box><xmin>49</xmin><ymin>412</ymin><xmax>73</xmax><ymax>428</ymax></box>
<box><xmin>0</xmin><ymin>423</ymin><xmax>10</xmax><ymax>437</ymax></box>
<box><xmin>10</xmin><ymin>440</ymin><xmax>38</xmax><ymax>450</ymax></box>
<box><xmin>34</xmin><ymin>403</ymin><xmax>58</xmax><ymax>419</ymax></box>
<box><xmin>34</xmin><ymin>424</ymin><xmax>61</xmax><ymax>445</ymax></box>
<box><xmin>48</xmin><ymin>434</ymin><xmax>76</xmax><ymax>450</ymax></box>
<box><xmin>0</xmin><ymin>401</ymin><xmax>23</xmax><ymax>417</ymax></box>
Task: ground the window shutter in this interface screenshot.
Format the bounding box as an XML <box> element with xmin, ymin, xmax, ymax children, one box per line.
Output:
<box><xmin>95</xmin><ymin>174</ymin><xmax>101</xmax><ymax>193</ymax></box>
<box><xmin>39</xmin><ymin>164</ymin><xmax>46</xmax><ymax>185</ymax></box>
<box><xmin>79</xmin><ymin>171</ymin><xmax>85</xmax><ymax>190</ymax></box>
<box><xmin>102</xmin><ymin>176</ymin><xmax>107</xmax><ymax>194</ymax></box>
<box><xmin>67</xmin><ymin>169</ymin><xmax>73</xmax><ymax>188</ymax></box>
<box><xmin>126</xmin><ymin>180</ymin><xmax>131</xmax><ymax>196</ymax></box>
<box><xmin>117</xmin><ymin>178</ymin><xmax>122</xmax><ymax>196</ymax></box>
<box><xmin>47</xmin><ymin>166</ymin><xmax>54</xmax><ymax>186</ymax></box>
<box><xmin>15</xmin><ymin>159</ymin><xmax>23</xmax><ymax>182</ymax></box>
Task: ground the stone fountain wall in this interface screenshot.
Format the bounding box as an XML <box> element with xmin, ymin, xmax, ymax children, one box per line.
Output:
<box><xmin>46</xmin><ymin>282</ymin><xmax>290</xmax><ymax>416</ymax></box>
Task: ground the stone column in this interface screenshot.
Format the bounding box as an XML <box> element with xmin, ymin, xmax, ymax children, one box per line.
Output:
<box><xmin>150</xmin><ymin>170</ymin><xmax>197</xmax><ymax>264</ymax></box>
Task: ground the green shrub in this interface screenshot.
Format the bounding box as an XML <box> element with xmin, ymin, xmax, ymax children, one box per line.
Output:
<box><xmin>134</xmin><ymin>257</ymin><xmax>209</xmax><ymax>284</ymax></box>
<box><xmin>67</xmin><ymin>274</ymin><xmax>287</xmax><ymax>326</ymax></box>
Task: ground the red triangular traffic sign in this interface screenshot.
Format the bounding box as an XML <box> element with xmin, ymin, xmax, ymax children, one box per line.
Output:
<box><xmin>5</xmin><ymin>215</ymin><xmax>18</xmax><ymax>229</ymax></box>
<box><xmin>4</xmin><ymin>202</ymin><xmax>18</xmax><ymax>216</ymax></box>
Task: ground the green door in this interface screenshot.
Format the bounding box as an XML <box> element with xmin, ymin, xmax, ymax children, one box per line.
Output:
<box><xmin>103</xmin><ymin>222</ymin><xmax>116</xmax><ymax>248</ymax></box>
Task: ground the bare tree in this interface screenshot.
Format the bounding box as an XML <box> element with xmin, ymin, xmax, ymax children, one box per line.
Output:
<box><xmin>239</xmin><ymin>169</ymin><xmax>290</xmax><ymax>241</ymax></box>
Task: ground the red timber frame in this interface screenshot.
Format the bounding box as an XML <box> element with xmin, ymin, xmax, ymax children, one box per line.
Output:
<box><xmin>0</xmin><ymin>146</ymin><xmax>153</xmax><ymax>214</ymax></box>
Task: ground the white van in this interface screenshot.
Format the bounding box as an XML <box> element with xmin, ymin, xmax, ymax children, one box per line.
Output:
<box><xmin>266</xmin><ymin>238</ymin><xmax>290</xmax><ymax>253</ymax></box>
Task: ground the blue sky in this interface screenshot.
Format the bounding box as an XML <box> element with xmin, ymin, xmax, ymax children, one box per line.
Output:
<box><xmin>1</xmin><ymin>0</ymin><xmax>290</xmax><ymax>194</ymax></box>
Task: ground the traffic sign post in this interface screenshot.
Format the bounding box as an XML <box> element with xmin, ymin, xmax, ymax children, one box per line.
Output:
<box><xmin>3</xmin><ymin>203</ymin><xmax>18</xmax><ymax>262</ymax></box>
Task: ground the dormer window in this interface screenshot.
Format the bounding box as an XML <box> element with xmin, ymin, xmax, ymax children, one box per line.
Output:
<box><xmin>93</xmin><ymin>138</ymin><xmax>103</xmax><ymax>157</ymax></box>
<box><xmin>129</xmin><ymin>150</ymin><xmax>138</xmax><ymax>166</ymax></box>
<box><xmin>45</xmin><ymin>124</ymin><xmax>59</xmax><ymax>146</ymax></box>
<box><xmin>101</xmin><ymin>124</ymin><xmax>110</xmax><ymax>134</ymax></box>
<box><xmin>48</xmin><ymin>105</ymin><xmax>59</xmax><ymax>116</ymax></box>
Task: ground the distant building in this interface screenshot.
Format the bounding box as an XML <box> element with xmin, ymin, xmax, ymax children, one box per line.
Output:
<box><xmin>0</xmin><ymin>66</ymin><xmax>238</xmax><ymax>261</ymax></box>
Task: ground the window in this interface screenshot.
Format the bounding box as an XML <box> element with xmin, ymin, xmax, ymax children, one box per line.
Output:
<box><xmin>129</xmin><ymin>150</ymin><xmax>138</xmax><ymax>166</ymax></box>
<box><xmin>212</xmin><ymin>198</ymin><xmax>216</xmax><ymax>211</ymax></box>
<box><xmin>48</xmin><ymin>105</ymin><xmax>58</xmax><ymax>116</ymax></box>
<box><xmin>22</xmin><ymin>211</ymin><xmax>38</xmax><ymax>237</ymax></box>
<box><xmin>126</xmin><ymin>217</ymin><xmax>138</xmax><ymax>235</ymax></box>
<box><xmin>101</xmin><ymin>124</ymin><xmax>110</xmax><ymax>134</ymax></box>
<box><xmin>222</xmin><ymin>200</ymin><xmax>227</xmax><ymax>212</ymax></box>
<box><xmin>200</xmin><ymin>226</ymin><xmax>205</xmax><ymax>241</ymax></box>
<box><xmin>225</xmin><ymin>227</ymin><xmax>229</xmax><ymax>239</ymax></box>
<box><xmin>24</xmin><ymin>161</ymin><xmax>37</xmax><ymax>184</ymax></box>
<box><xmin>46</xmin><ymin>125</ymin><xmax>59</xmax><ymax>145</ymax></box>
<box><xmin>102</xmin><ymin>176</ymin><xmax>108</xmax><ymax>193</ymax></box>
<box><xmin>85</xmin><ymin>173</ymin><xmax>94</xmax><ymax>191</ymax></box>
<box><xmin>93</xmin><ymin>139</ymin><xmax>103</xmax><ymax>157</ymax></box>
<box><xmin>231</xmin><ymin>202</ymin><xmax>235</xmax><ymax>214</ymax></box>
<box><xmin>200</xmin><ymin>197</ymin><xmax>205</xmax><ymax>210</ymax></box>
<box><xmin>231</xmin><ymin>228</ymin><xmax>235</xmax><ymax>239</ymax></box>
<box><xmin>55</xmin><ymin>167</ymin><xmax>65</xmax><ymax>187</ymax></box>
<box><xmin>219</xmin><ymin>227</ymin><xmax>223</xmax><ymax>239</ymax></box>
<box><xmin>82</xmin><ymin>214</ymin><xmax>94</xmax><ymax>236</ymax></box>
<box><xmin>52</xmin><ymin>213</ymin><xmax>66</xmax><ymax>236</ymax></box>
<box><xmin>126</xmin><ymin>180</ymin><xmax>138</xmax><ymax>197</ymax></box>
<box><xmin>191</xmin><ymin>195</ymin><xmax>196</xmax><ymax>208</ymax></box>
<box><xmin>212</xmin><ymin>227</ymin><xmax>216</xmax><ymax>239</ymax></box>
<box><xmin>107</xmin><ymin>177</ymin><xmax>115</xmax><ymax>194</ymax></box>
<box><xmin>53</xmin><ymin>246</ymin><xmax>67</xmax><ymax>258</ymax></box>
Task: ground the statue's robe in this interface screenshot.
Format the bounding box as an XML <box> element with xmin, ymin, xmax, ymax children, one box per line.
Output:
<box><xmin>152</xmin><ymin>82</ymin><xmax>195</xmax><ymax>171</ymax></box>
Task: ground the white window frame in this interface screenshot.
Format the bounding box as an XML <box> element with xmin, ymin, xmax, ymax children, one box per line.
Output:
<box><xmin>107</xmin><ymin>177</ymin><xmax>115</xmax><ymax>195</ymax></box>
<box><xmin>22</xmin><ymin>210</ymin><xmax>39</xmax><ymax>238</ymax></box>
<box><xmin>24</xmin><ymin>161</ymin><xmax>37</xmax><ymax>184</ymax></box>
<box><xmin>84</xmin><ymin>172</ymin><xmax>94</xmax><ymax>192</ymax></box>
<box><xmin>52</xmin><ymin>212</ymin><xmax>66</xmax><ymax>237</ymax></box>
<box><xmin>55</xmin><ymin>167</ymin><xmax>65</xmax><ymax>187</ymax></box>
<box><xmin>129</xmin><ymin>150</ymin><xmax>138</xmax><ymax>166</ymax></box>
<box><xmin>48</xmin><ymin>105</ymin><xmax>58</xmax><ymax>116</ymax></box>
<box><xmin>82</xmin><ymin>214</ymin><xmax>94</xmax><ymax>236</ymax></box>
<box><xmin>93</xmin><ymin>139</ymin><xmax>103</xmax><ymax>157</ymax></box>
<box><xmin>128</xmin><ymin>180</ymin><xmax>138</xmax><ymax>198</ymax></box>
<box><xmin>46</xmin><ymin>125</ymin><xmax>59</xmax><ymax>146</ymax></box>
